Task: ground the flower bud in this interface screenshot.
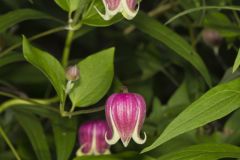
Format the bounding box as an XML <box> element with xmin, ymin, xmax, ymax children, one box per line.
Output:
<box><xmin>202</xmin><ymin>28</ymin><xmax>222</xmax><ymax>47</ymax></box>
<box><xmin>76</xmin><ymin>120</ymin><xmax>111</xmax><ymax>156</ymax></box>
<box><xmin>95</xmin><ymin>0</ymin><xmax>139</xmax><ymax>21</ymax></box>
<box><xmin>65</xmin><ymin>65</ymin><xmax>80</xmax><ymax>81</ymax></box>
<box><xmin>105</xmin><ymin>88</ymin><xmax>146</xmax><ymax>147</ymax></box>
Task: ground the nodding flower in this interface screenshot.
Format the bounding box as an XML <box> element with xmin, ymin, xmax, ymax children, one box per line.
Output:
<box><xmin>76</xmin><ymin>120</ymin><xmax>111</xmax><ymax>156</ymax></box>
<box><xmin>95</xmin><ymin>0</ymin><xmax>140</xmax><ymax>21</ymax></box>
<box><xmin>105</xmin><ymin>87</ymin><xmax>147</xmax><ymax>147</ymax></box>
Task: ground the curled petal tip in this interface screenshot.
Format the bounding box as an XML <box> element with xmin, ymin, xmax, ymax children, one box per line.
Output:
<box><xmin>94</xmin><ymin>6</ymin><xmax>112</xmax><ymax>21</ymax></box>
<box><xmin>132</xmin><ymin>132</ymin><xmax>147</xmax><ymax>144</ymax></box>
<box><xmin>121</xmin><ymin>0</ymin><xmax>139</xmax><ymax>20</ymax></box>
<box><xmin>76</xmin><ymin>145</ymin><xmax>87</xmax><ymax>156</ymax></box>
<box><xmin>105</xmin><ymin>131</ymin><xmax>120</xmax><ymax>145</ymax></box>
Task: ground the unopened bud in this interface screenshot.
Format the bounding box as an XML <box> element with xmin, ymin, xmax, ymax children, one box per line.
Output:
<box><xmin>65</xmin><ymin>65</ymin><xmax>80</xmax><ymax>81</ymax></box>
<box><xmin>202</xmin><ymin>28</ymin><xmax>223</xmax><ymax>47</ymax></box>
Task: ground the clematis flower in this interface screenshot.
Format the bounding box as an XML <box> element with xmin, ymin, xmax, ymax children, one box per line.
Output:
<box><xmin>105</xmin><ymin>87</ymin><xmax>146</xmax><ymax>147</ymax></box>
<box><xmin>76</xmin><ymin>120</ymin><xmax>111</xmax><ymax>156</ymax></box>
<box><xmin>95</xmin><ymin>0</ymin><xmax>140</xmax><ymax>20</ymax></box>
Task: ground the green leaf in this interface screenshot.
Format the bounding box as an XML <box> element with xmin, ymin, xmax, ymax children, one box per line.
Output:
<box><xmin>70</xmin><ymin>48</ymin><xmax>114</xmax><ymax>107</ymax></box>
<box><xmin>69</xmin><ymin>0</ymin><xmax>85</xmax><ymax>12</ymax></box>
<box><xmin>157</xmin><ymin>144</ymin><xmax>240</xmax><ymax>160</ymax></box>
<box><xmin>0</xmin><ymin>9</ymin><xmax>56</xmax><ymax>33</ymax></box>
<box><xmin>133</xmin><ymin>12</ymin><xmax>211</xmax><ymax>86</ymax></box>
<box><xmin>54</xmin><ymin>0</ymin><xmax>69</xmax><ymax>11</ymax></box>
<box><xmin>11</xmin><ymin>104</ymin><xmax>59</xmax><ymax>118</ymax></box>
<box><xmin>22</xmin><ymin>36</ymin><xmax>66</xmax><ymax>102</ymax></box>
<box><xmin>54</xmin><ymin>0</ymin><xmax>84</xmax><ymax>12</ymax></box>
<box><xmin>233</xmin><ymin>48</ymin><xmax>240</xmax><ymax>73</ymax></box>
<box><xmin>51</xmin><ymin>116</ymin><xmax>77</xmax><ymax>160</ymax></box>
<box><xmin>167</xmin><ymin>79</ymin><xmax>190</xmax><ymax>107</ymax></box>
<box><xmin>14</xmin><ymin>111</ymin><xmax>51</xmax><ymax>160</ymax></box>
<box><xmin>0</xmin><ymin>53</ymin><xmax>24</xmax><ymax>68</ymax></box>
<box><xmin>82</xmin><ymin>0</ymin><xmax>122</xmax><ymax>27</ymax></box>
<box><xmin>203</xmin><ymin>12</ymin><xmax>240</xmax><ymax>38</ymax></box>
<box><xmin>165</xmin><ymin>6</ymin><xmax>240</xmax><ymax>25</ymax></box>
<box><xmin>223</xmin><ymin>109</ymin><xmax>240</xmax><ymax>144</ymax></box>
<box><xmin>142</xmin><ymin>78</ymin><xmax>240</xmax><ymax>153</ymax></box>
<box><xmin>74</xmin><ymin>151</ymin><xmax>155</xmax><ymax>160</ymax></box>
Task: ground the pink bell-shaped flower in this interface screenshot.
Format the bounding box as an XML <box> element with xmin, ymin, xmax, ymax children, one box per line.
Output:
<box><xmin>105</xmin><ymin>87</ymin><xmax>146</xmax><ymax>147</ymax></box>
<box><xmin>76</xmin><ymin>120</ymin><xmax>111</xmax><ymax>156</ymax></box>
<box><xmin>95</xmin><ymin>0</ymin><xmax>139</xmax><ymax>20</ymax></box>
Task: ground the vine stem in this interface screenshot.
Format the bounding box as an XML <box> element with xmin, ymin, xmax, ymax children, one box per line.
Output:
<box><xmin>0</xmin><ymin>126</ymin><xmax>21</xmax><ymax>160</ymax></box>
<box><xmin>61</xmin><ymin>30</ymin><xmax>75</xmax><ymax>67</ymax></box>
<box><xmin>0</xmin><ymin>26</ymin><xmax>65</xmax><ymax>58</ymax></box>
<box><xmin>63</xmin><ymin>105</ymin><xmax>105</xmax><ymax>117</ymax></box>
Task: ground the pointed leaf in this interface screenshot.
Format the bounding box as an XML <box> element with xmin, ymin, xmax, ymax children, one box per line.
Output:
<box><xmin>0</xmin><ymin>9</ymin><xmax>57</xmax><ymax>33</ymax></box>
<box><xmin>14</xmin><ymin>111</ymin><xmax>51</xmax><ymax>160</ymax></box>
<box><xmin>142</xmin><ymin>78</ymin><xmax>240</xmax><ymax>153</ymax></box>
<box><xmin>70</xmin><ymin>48</ymin><xmax>114</xmax><ymax>107</ymax></box>
<box><xmin>54</xmin><ymin>0</ymin><xmax>69</xmax><ymax>11</ymax></box>
<box><xmin>0</xmin><ymin>53</ymin><xmax>24</xmax><ymax>68</ymax></box>
<box><xmin>133</xmin><ymin>12</ymin><xmax>211</xmax><ymax>86</ymax></box>
<box><xmin>51</xmin><ymin>116</ymin><xmax>77</xmax><ymax>160</ymax></box>
<box><xmin>233</xmin><ymin>48</ymin><xmax>240</xmax><ymax>73</ymax></box>
<box><xmin>158</xmin><ymin>144</ymin><xmax>240</xmax><ymax>160</ymax></box>
<box><xmin>22</xmin><ymin>36</ymin><xmax>66</xmax><ymax>102</ymax></box>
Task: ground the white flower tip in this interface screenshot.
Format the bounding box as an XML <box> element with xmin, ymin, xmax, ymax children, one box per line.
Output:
<box><xmin>76</xmin><ymin>145</ymin><xmax>86</xmax><ymax>157</ymax></box>
<box><xmin>105</xmin><ymin>131</ymin><xmax>119</xmax><ymax>145</ymax></box>
<box><xmin>121</xmin><ymin>1</ymin><xmax>140</xmax><ymax>20</ymax></box>
<box><xmin>133</xmin><ymin>131</ymin><xmax>147</xmax><ymax>144</ymax></box>
<box><xmin>103</xmin><ymin>149</ymin><xmax>111</xmax><ymax>155</ymax></box>
<box><xmin>122</xmin><ymin>141</ymin><xmax>130</xmax><ymax>147</ymax></box>
<box><xmin>121</xmin><ymin>138</ymin><xmax>131</xmax><ymax>147</ymax></box>
<box><xmin>94</xmin><ymin>6</ymin><xmax>112</xmax><ymax>21</ymax></box>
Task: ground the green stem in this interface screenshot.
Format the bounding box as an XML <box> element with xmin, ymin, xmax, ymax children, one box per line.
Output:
<box><xmin>233</xmin><ymin>10</ymin><xmax>240</xmax><ymax>26</ymax></box>
<box><xmin>0</xmin><ymin>99</ymin><xmax>59</xmax><ymax>113</ymax></box>
<box><xmin>0</xmin><ymin>126</ymin><xmax>21</xmax><ymax>160</ymax></box>
<box><xmin>0</xmin><ymin>26</ymin><xmax>65</xmax><ymax>58</ymax></box>
<box><xmin>0</xmin><ymin>91</ymin><xmax>59</xmax><ymax>105</ymax></box>
<box><xmin>59</xmin><ymin>102</ymin><xmax>66</xmax><ymax>116</ymax></box>
<box><xmin>61</xmin><ymin>30</ymin><xmax>75</xmax><ymax>67</ymax></box>
<box><xmin>64</xmin><ymin>105</ymin><xmax>105</xmax><ymax>117</ymax></box>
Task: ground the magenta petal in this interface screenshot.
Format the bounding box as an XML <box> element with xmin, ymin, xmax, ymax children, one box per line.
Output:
<box><xmin>95</xmin><ymin>121</ymin><xmax>111</xmax><ymax>154</ymax></box>
<box><xmin>104</xmin><ymin>0</ymin><xmax>121</xmax><ymax>10</ymax></box>
<box><xmin>126</xmin><ymin>0</ymin><xmax>137</xmax><ymax>10</ymax></box>
<box><xmin>106</xmin><ymin>92</ymin><xmax>146</xmax><ymax>146</ymax></box>
<box><xmin>78</xmin><ymin>120</ymin><xmax>111</xmax><ymax>155</ymax></box>
<box><xmin>78</xmin><ymin>121</ymin><xmax>94</xmax><ymax>154</ymax></box>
